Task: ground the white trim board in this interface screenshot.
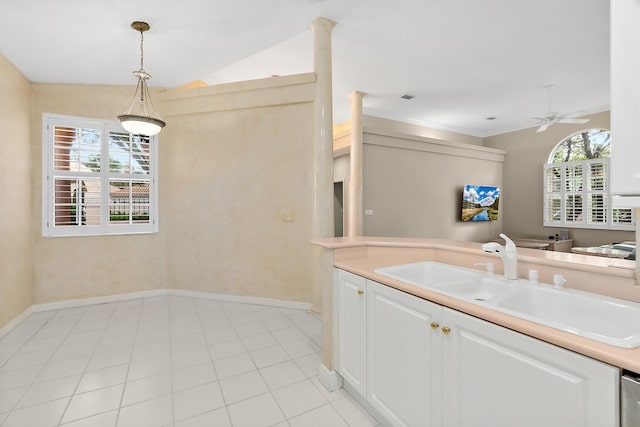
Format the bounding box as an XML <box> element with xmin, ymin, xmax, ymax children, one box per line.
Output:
<box><xmin>164</xmin><ymin>289</ymin><xmax>313</xmax><ymax>311</ymax></box>
<box><xmin>29</xmin><ymin>289</ymin><xmax>167</xmax><ymax>313</ymax></box>
<box><xmin>1</xmin><ymin>289</ymin><xmax>314</xmax><ymax>340</ymax></box>
<box><xmin>318</xmin><ymin>362</ymin><xmax>343</xmax><ymax>392</ymax></box>
<box><xmin>0</xmin><ymin>306</ymin><xmax>35</xmax><ymax>340</ymax></box>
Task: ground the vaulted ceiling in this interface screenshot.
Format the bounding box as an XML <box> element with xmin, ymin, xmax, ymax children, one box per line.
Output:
<box><xmin>0</xmin><ymin>0</ymin><xmax>609</xmax><ymax>137</ymax></box>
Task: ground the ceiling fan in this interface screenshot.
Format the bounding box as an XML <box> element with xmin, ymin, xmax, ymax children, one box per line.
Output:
<box><xmin>532</xmin><ymin>85</ymin><xmax>590</xmax><ymax>133</ymax></box>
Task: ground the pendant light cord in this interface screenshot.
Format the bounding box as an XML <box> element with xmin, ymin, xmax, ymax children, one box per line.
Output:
<box><xmin>139</xmin><ymin>30</ymin><xmax>145</xmax><ymax>72</ymax></box>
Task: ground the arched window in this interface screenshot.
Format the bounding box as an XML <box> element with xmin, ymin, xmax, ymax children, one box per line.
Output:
<box><xmin>543</xmin><ymin>129</ymin><xmax>633</xmax><ymax>230</ymax></box>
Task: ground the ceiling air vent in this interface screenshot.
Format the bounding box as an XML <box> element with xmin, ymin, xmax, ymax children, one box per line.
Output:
<box><xmin>401</xmin><ymin>94</ymin><xmax>415</xmax><ymax>100</ymax></box>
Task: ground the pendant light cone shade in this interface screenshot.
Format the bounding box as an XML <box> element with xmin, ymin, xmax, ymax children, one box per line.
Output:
<box><xmin>118</xmin><ymin>21</ymin><xmax>165</xmax><ymax>136</ymax></box>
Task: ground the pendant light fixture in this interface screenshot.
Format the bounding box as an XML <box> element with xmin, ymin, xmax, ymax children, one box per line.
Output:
<box><xmin>117</xmin><ymin>21</ymin><xmax>166</xmax><ymax>136</ymax></box>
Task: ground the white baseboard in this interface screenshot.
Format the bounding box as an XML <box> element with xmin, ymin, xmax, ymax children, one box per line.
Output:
<box><xmin>167</xmin><ymin>289</ymin><xmax>313</xmax><ymax>311</ymax></box>
<box><xmin>317</xmin><ymin>362</ymin><xmax>343</xmax><ymax>392</ymax></box>
<box><xmin>30</xmin><ymin>289</ymin><xmax>167</xmax><ymax>313</ymax></box>
<box><xmin>342</xmin><ymin>380</ymin><xmax>387</xmax><ymax>427</ymax></box>
<box><xmin>0</xmin><ymin>306</ymin><xmax>34</xmax><ymax>339</ymax></box>
<box><xmin>1</xmin><ymin>289</ymin><xmax>314</xmax><ymax>340</ymax></box>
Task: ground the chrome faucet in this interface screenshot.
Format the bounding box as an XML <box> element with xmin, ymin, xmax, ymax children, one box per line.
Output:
<box><xmin>481</xmin><ymin>233</ymin><xmax>518</xmax><ymax>280</ymax></box>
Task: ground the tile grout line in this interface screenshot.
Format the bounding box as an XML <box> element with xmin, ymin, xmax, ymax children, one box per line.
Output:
<box><xmin>187</xmin><ymin>301</ymin><xmax>326</xmax><ymax>425</ymax></box>
<box><xmin>244</xmin><ymin>309</ymin><xmax>289</xmax><ymax>426</ymax></box>
<box><xmin>0</xmin><ymin>311</ymin><xmax>55</xmax><ymax>371</ymax></box>
<box><xmin>54</xmin><ymin>311</ymin><xmax>91</xmax><ymax>426</ymax></box>
<box><xmin>0</xmin><ymin>311</ymin><xmax>64</xmax><ymax>425</ymax></box>
<box><xmin>111</xmin><ymin>299</ymin><xmax>145</xmax><ymax>427</ymax></box>
<box><xmin>9</xmin><ymin>306</ymin><xmax>93</xmax><ymax>426</ymax></box>
<box><xmin>194</xmin><ymin>296</ymin><xmax>235</xmax><ymax>426</ymax></box>
<box><xmin>262</xmin><ymin>306</ymin><xmax>327</xmax><ymax>425</ymax></box>
<box><xmin>0</xmin><ymin>296</ymin><xmax>351</xmax><ymax>427</ymax></box>
<box><xmin>167</xmin><ymin>296</ymin><xmax>177</xmax><ymax>426</ymax></box>
<box><xmin>56</xmin><ymin>303</ymin><xmax>122</xmax><ymax>426</ymax></box>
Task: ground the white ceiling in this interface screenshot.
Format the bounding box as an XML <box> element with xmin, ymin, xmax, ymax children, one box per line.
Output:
<box><xmin>0</xmin><ymin>0</ymin><xmax>609</xmax><ymax>137</ymax></box>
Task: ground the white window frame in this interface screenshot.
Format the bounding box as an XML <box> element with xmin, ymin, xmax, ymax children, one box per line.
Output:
<box><xmin>42</xmin><ymin>113</ymin><xmax>159</xmax><ymax>237</ymax></box>
<box><xmin>543</xmin><ymin>157</ymin><xmax>634</xmax><ymax>231</ymax></box>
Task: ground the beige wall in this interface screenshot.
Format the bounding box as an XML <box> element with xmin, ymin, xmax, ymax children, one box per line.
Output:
<box><xmin>27</xmin><ymin>75</ymin><xmax>319</xmax><ymax>309</ymax></box>
<box><xmin>0</xmin><ymin>68</ymin><xmax>319</xmax><ymax>331</ymax></box>
<box><xmin>159</xmin><ymin>75</ymin><xmax>316</xmax><ymax>306</ymax></box>
<box><xmin>31</xmin><ymin>84</ymin><xmax>168</xmax><ymax>303</ymax></box>
<box><xmin>0</xmin><ymin>53</ymin><xmax>33</xmax><ymax>329</ymax></box>
<box><xmin>361</xmin><ymin>128</ymin><xmax>505</xmax><ymax>242</ymax></box>
<box><xmin>483</xmin><ymin>111</ymin><xmax>634</xmax><ymax>247</ymax></box>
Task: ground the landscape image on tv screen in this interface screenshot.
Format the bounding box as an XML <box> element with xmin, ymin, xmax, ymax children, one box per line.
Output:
<box><xmin>462</xmin><ymin>185</ymin><xmax>500</xmax><ymax>222</ymax></box>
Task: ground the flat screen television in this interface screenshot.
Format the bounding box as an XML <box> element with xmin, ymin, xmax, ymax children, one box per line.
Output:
<box><xmin>462</xmin><ymin>185</ymin><xmax>500</xmax><ymax>222</ymax></box>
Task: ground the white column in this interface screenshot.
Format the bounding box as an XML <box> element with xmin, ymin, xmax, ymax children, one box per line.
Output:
<box><xmin>347</xmin><ymin>91</ymin><xmax>365</xmax><ymax>236</ymax></box>
<box><xmin>310</xmin><ymin>17</ymin><xmax>335</xmax><ymax>242</ymax></box>
<box><xmin>310</xmin><ymin>17</ymin><xmax>337</xmax><ymax>374</ymax></box>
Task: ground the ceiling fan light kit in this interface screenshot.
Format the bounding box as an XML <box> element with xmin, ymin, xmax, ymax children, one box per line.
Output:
<box><xmin>533</xmin><ymin>85</ymin><xmax>590</xmax><ymax>133</ymax></box>
<box><xmin>117</xmin><ymin>21</ymin><xmax>166</xmax><ymax>136</ymax></box>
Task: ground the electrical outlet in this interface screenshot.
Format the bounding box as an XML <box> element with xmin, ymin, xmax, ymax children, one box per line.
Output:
<box><xmin>282</xmin><ymin>210</ymin><xmax>295</xmax><ymax>223</ymax></box>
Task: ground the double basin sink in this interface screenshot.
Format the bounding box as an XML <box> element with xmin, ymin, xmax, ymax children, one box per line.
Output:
<box><xmin>375</xmin><ymin>261</ymin><xmax>640</xmax><ymax>349</ymax></box>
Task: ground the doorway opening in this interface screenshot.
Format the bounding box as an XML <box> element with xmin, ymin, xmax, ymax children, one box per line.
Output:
<box><xmin>334</xmin><ymin>181</ymin><xmax>344</xmax><ymax>237</ymax></box>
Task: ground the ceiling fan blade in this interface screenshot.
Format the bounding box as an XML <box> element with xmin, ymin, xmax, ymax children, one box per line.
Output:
<box><xmin>555</xmin><ymin>118</ymin><xmax>590</xmax><ymax>124</ymax></box>
<box><xmin>533</xmin><ymin>86</ymin><xmax>589</xmax><ymax>131</ymax></box>
<box><xmin>536</xmin><ymin>123</ymin><xmax>551</xmax><ymax>133</ymax></box>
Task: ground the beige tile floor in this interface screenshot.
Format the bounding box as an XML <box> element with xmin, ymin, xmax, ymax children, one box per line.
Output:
<box><xmin>0</xmin><ymin>296</ymin><xmax>379</xmax><ymax>426</ymax></box>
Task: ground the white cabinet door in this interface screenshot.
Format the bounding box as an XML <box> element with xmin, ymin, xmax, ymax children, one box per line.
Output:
<box><xmin>611</xmin><ymin>0</ymin><xmax>640</xmax><ymax>205</ymax></box>
<box><xmin>441</xmin><ymin>308</ymin><xmax>620</xmax><ymax>427</ymax></box>
<box><xmin>337</xmin><ymin>269</ymin><xmax>367</xmax><ymax>395</ymax></box>
<box><xmin>366</xmin><ymin>280</ymin><xmax>442</xmax><ymax>427</ymax></box>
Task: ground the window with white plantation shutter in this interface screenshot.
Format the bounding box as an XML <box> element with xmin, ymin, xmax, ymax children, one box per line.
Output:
<box><xmin>543</xmin><ymin>129</ymin><xmax>633</xmax><ymax>231</ymax></box>
<box><xmin>42</xmin><ymin>114</ymin><xmax>158</xmax><ymax>237</ymax></box>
